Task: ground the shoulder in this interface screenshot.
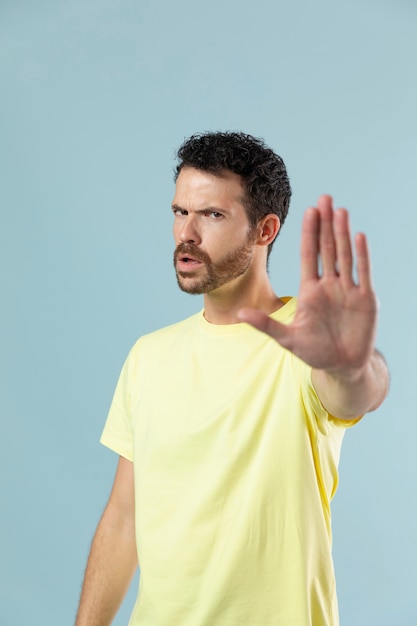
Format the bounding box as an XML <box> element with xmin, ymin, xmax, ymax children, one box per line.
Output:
<box><xmin>270</xmin><ymin>296</ymin><xmax>298</xmax><ymax>324</ymax></box>
<box><xmin>129</xmin><ymin>311</ymin><xmax>202</xmax><ymax>356</ymax></box>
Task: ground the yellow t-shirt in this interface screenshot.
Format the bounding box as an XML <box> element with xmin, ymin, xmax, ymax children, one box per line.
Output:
<box><xmin>101</xmin><ymin>298</ymin><xmax>360</xmax><ymax>626</ymax></box>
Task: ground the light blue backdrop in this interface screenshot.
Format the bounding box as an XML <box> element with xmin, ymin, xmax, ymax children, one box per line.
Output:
<box><xmin>1</xmin><ymin>0</ymin><xmax>416</xmax><ymax>624</ymax></box>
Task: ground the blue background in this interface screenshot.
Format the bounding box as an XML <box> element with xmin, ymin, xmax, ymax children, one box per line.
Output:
<box><xmin>1</xmin><ymin>0</ymin><xmax>416</xmax><ymax>624</ymax></box>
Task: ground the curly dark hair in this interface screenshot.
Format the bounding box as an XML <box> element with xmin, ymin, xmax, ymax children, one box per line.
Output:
<box><xmin>174</xmin><ymin>131</ymin><xmax>291</xmax><ymax>255</ymax></box>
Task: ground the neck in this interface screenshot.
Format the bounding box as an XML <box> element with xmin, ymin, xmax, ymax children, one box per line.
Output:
<box><xmin>203</xmin><ymin>269</ymin><xmax>284</xmax><ymax>325</ymax></box>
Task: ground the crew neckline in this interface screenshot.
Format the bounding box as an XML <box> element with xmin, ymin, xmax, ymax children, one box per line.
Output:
<box><xmin>198</xmin><ymin>297</ymin><xmax>296</xmax><ymax>335</ymax></box>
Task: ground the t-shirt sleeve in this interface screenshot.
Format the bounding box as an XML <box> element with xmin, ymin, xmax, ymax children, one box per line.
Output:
<box><xmin>306</xmin><ymin>366</ymin><xmax>364</xmax><ymax>430</ymax></box>
<box><xmin>284</xmin><ymin>298</ymin><xmax>363</xmax><ymax>430</ymax></box>
<box><xmin>100</xmin><ymin>353</ymin><xmax>135</xmax><ymax>462</ymax></box>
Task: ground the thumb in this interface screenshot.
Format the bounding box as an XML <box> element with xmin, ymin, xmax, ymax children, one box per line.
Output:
<box><xmin>237</xmin><ymin>308</ymin><xmax>290</xmax><ymax>343</ymax></box>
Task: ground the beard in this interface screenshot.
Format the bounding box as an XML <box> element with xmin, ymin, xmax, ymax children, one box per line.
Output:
<box><xmin>173</xmin><ymin>232</ymin><xmax>257</xmax><ymax>295</ymax></box>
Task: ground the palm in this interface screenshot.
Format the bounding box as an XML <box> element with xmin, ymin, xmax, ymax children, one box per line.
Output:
<box><xmin>240</xmin><ymin>195</ymin><xmax>378</xmax><ymax>374</ymax></box>
<box><xmin>285</xmin><ymin>271</ymin><xmax>377</xmax><ymax>371</ymax></box>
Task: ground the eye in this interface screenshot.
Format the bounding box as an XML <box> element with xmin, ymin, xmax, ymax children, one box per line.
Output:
<box><xmin>205</xmin><ymin>210</ymin><xmax>223</xmax><ymax>219</ymax></box>
<box><xmin>173</xmin><ymin>207</ymin><xmax>188</xmax><ymax>217</ymax></box>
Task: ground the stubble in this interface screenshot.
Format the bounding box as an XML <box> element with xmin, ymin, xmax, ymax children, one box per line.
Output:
<box><xmin>173</xmin><ymin>233</ymin><xmax>257</xmax><ymax>295</ymax></box>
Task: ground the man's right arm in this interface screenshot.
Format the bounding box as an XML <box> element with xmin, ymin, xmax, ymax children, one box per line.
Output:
<box><xmin>75</xmin><ymin>456</ymin><xmax>138</xmax><ymax>626</ymax></box>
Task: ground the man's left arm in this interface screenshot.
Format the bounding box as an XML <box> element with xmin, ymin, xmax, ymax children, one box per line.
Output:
<box><xmin>238</xmin><ymin>195</ymin><xmax>390</xmax><ymax>419</ymax></box>
<box><xmin>311</xmin><ymin>348</ymin><xmax>389</xmax><ymax>420</ymax></box>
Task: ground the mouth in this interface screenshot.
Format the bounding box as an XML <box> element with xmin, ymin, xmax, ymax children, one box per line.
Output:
<box><xmin>174</xmin><ymin>243</ymin><xmax>209</xmax><ymax>274</ymax></box>
<box><xmin>180</xmin><ymin>255</ymin><xmax>202</xmax><ymax>265</ymax></box>
<box><xmin>176</xmin><ymin>254</ymin><xmax>204</xmax><ymax>273</ymax></box>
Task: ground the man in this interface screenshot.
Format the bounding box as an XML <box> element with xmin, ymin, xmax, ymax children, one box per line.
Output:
<box><xmin>75</xmin><ymin>132</ymin><xmax>389</xmax><ymax>626</ymax></box>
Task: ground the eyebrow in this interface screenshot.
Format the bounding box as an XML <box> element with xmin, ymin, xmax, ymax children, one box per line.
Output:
<box><xmin>171</xmin><ymin>204</ymin><xmax>226</xmax><ymax>214</ymax></box>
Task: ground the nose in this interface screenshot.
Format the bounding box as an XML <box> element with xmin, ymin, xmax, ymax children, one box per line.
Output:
<box><xmin>179</xmin><ymin>215</ymin><xmax>201</xmax><ymax>245</ymax></box>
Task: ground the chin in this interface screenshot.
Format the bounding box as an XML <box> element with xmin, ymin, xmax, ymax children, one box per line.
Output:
<box><xmin>177</xmin><ymin>277</ymin><xmax>205</xmax><ymax>295</ymax></box>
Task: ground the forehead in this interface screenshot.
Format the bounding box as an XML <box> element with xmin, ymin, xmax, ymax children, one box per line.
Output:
<box><xmin>173</xmin><ymin>167</ymin><xmax>246</xmax><ymax>210</ymax></box>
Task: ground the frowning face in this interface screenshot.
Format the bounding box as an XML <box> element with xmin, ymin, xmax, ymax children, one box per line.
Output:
<box><xmin>172</xmin><ymin>168</ymin><xmax>257</xmax><ymax>295</ymax></box>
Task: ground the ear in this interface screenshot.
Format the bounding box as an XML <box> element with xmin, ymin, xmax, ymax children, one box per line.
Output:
<box><xmin>256</xmin><ymin>214</ymin><xmax>281</xmax><ymax>247</ymax></box>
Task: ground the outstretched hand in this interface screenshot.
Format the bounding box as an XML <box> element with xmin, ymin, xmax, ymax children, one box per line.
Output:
<box><xmin>238</xmin><ymin>195</ymin><xmax>378</xmax><ymax>375</ymax></box>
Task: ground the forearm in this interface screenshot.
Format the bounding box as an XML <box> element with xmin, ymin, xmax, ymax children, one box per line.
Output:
<box><xmin>75</xmin><ymin>504</ymin><xmax>138</xmax><ymax>626</ymax></box>
<box><xmin>312</xmin><ymin>349</ymin><xmax>389</xmax><ymax>420</ymax></box>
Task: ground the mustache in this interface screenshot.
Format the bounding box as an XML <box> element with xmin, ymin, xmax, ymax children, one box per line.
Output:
<box><xmin>174</xmin><ymin>243</ymin><xmax>212</xmax><ymax>266</ymax></box>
